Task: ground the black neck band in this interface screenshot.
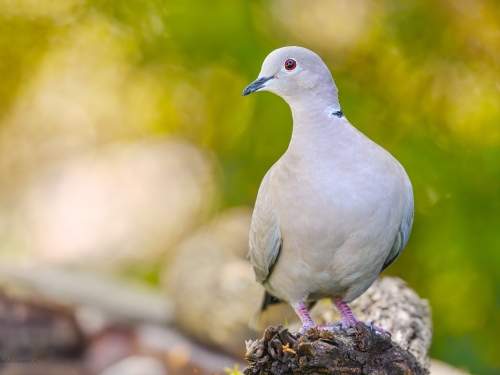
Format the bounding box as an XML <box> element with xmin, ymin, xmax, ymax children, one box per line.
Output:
<box><xmin>332</xmin><ymin>110</ymin><xmax>344</xmax><ymax>118</ymax></box>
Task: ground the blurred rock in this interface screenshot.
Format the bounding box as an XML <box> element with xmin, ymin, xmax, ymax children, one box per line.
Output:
<box><xmin>84</xmin><ymin>325</ymin><xmax>137</xmax><ymax>375</ymax></box>
<box><xmin>0</xmin><ymin>287</ymin><xmax>83</xmax><ymax>360</ymax></box>
<box><xmin>0</xmin><ymin>286</ymin><xmax>84</xmax><ymax>374</ymax></box>
<box><xmin>164</xmin><ymin>207</ymin><xmax>262</xmax><ymax>357</ymax></box>
<box><xmin>20</xmin><ymin>139</ymin><xmax>215</xmax><ymax>265</ymax></box>
<box><xmin>137</xmin><ymin>323</ymin><xmax>245</xmax><ymax>375</ymax></box>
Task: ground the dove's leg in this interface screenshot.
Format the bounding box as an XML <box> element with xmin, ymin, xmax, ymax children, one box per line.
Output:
<box><xmin>292</xmin><ymin>302</ymin><xmax>316</xmax><ymax>334</ymax></box>
<box><xmin>332</xmin><ymin>296</ymin><xmax>358</xmax><ymax>328</ymax></box>
<box><xmin>332</xmin><ymin>296</ymin><xmax>387</xmax><ymax>334</ymax></box>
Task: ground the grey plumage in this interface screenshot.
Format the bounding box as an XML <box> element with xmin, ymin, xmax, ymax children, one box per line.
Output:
<box><xmin>243</xmin><ymin>46</ymin><xmax>414</xmax><ymax>333</ymax></box>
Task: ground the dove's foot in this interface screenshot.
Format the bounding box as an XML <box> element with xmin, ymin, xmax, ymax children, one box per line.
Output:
<box><xmin>292</xmin><ymin>298</ymin><xmax>388</xmax><ymax>336</ymax></box>
<box><xmin>292</xmin><ymin>302</ymin><xmax>317</xmax><ymax>335</ymax></box>
<box><xmin>364</xmin><ymin>321</ymin><xmax>388</xmax><ymax>334</ymax></box>
<box><xmin>332</xmin><ymin>295</ymin><xmax>388</xmax><ymax>334</ymax></box>
<box><xmin>298</xmin><ymin>322</ymin><xmax>317</xmax><ymax>334</ymax></box>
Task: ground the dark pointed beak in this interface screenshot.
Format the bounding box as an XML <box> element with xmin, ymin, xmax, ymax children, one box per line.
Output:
<box><xmin>242</xmin><ymin>76</ymin><xmax>274</xmax><ymax>96</ymax></box>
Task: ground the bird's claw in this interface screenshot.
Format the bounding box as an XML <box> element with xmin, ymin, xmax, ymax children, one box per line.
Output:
<box><xmin>298</xmin><ymin>322</ymin><xmax>317</xmax><ymax>335</ymax></box>
<box><xmin>364</xmin><ymin>321</ymin><xmax>388</xmax><ymax>335</ymax></box>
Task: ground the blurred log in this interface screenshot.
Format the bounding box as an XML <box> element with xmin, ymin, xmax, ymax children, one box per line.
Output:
<box><xmin>244</xmin><ymin>325</ymin><xmax>425</xmax><ymax>375</ymax></box>
<box><xmin>0</xmin><ymin>289</ymin><xmax>84</xmax><ymax>360</ymax></box>
<box><xmin>0</xmin><ymin>263</ymin><xmax>245</xmax><ymax>375</ymax></box>
<box><xmin>0</xmin><ymin>263</ymin><xmax>172</xmax><ymax>324</ymax></box>
<box><xmin>0</xmin><ymin>288</ymin><xmax>85</xmax><ymax>375</ymax></box>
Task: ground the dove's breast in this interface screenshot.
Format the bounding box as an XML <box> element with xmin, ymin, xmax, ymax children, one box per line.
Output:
<box><xmin>264</xmin><ymin>125</ymin><xmax>410</xmax><ymax>303</ymax></box>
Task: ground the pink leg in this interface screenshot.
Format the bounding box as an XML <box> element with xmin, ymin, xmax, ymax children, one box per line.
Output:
<box><xmin>292</xmin><ymin>302</ymin><xmax>316</xmax><ymax>334</ymax></box>
<box><xmin>333</xmin><ymin>296</ymin><xmax>359</xmax><ymax>328</ymax></box>
<box><xmin>332</xmin><ymin>296</ymin><xmax>387</xmax><ymax>334</ymax></box>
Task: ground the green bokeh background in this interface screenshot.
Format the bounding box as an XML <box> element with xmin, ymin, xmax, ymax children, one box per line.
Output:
<box><xmin>1</xmin><ymin>0</ymin><xmax>499</xmax><ymax>373</ymax></box>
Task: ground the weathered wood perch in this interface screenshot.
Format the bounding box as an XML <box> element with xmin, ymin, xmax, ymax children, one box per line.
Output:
<box><xmin>245</xmin><ymin>324</ymin><xmax>425</xmax><ymax>374</ymax></box>
<box><xmin>244</xmin><ymin>277</ymin><xmax>432</xmax><ymax>374</ymax></box>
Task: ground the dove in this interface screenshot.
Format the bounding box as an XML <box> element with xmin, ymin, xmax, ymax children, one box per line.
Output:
<box><xmin>242</xmin><ymin>46</ymin><xmax>413</xmax><ymax>334</ymax></box>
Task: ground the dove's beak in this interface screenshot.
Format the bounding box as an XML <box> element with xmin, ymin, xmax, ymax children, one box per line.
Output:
<box><xmin>242</xmin><ymin>76</ymin><xmax>274</xmax><ymax>96</ymax></box>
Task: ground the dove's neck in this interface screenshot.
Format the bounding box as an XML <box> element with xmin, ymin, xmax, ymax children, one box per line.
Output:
<box><xmin>287</xmin><ymin>95</ymin><xmax>350</xmax><ymax>152</ymax></box>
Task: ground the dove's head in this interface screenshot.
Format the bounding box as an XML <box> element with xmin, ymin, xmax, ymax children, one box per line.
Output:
<box><xmin>242</xmin><ymin>46</ymin><xmax>339</xmax><ymax>107</ymax></box>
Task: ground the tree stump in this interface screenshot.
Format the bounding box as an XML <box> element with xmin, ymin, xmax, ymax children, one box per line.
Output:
<box><xmin>244</xmin><ymin>324</ymin><xmax>426</xmax><ymax>375</ymax></box>
<box><xmin>244</xmin><ymin>277</ymin><xmax>432</xmax><ymax>375</ymax></box>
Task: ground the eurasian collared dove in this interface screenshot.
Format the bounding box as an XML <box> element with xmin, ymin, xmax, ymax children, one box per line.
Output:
<box><xmin>242</xmin><ymin>46</ymin><xmax>414</xmax><ymax>334</ymax></box>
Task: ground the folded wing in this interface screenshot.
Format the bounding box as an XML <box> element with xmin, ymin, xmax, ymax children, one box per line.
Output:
<box><xmin>381</xmin><ymin>191</ymin><xmax>414</xmax><ymax>272</ymax></box>
<box><xmin>248</xmin><ymin>167</ymin><xmax>282</xmax><ymax>283</ymax></box>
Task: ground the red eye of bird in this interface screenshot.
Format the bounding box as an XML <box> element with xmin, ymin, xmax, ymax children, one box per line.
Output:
<box><xmin>284</xmin><ymin>59</ymin><xmax>296</xmax><ymax>71</ymax></box>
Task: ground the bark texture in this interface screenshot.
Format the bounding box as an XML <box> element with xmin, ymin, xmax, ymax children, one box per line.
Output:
<box><xmin>244</xmin><ymin>324</ymin><xmax>426</xmax><ymax>375</ymax></box>
<box><xmin>245</xmin><ymin>277</ymin><xmax>432</xmax><ymax>375</ymax></box>
<box><xmin>312</xmin><ymin>277</ymin><xmax>432</xmax><ymax>370</ymax></box>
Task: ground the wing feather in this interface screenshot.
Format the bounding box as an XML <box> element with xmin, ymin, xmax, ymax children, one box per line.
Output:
<box><xmin>381</xmin><ymin>190</ymin><xmax>414</xmax><ymax>272</ymax></box>
<box><xmin>248</xmin><ymin>167</ymin><xmax>282</xmax><ymax>283</ymax></box>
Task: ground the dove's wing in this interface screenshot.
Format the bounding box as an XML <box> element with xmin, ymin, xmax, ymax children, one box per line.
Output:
<box><xmin>248</xmin><ymin>167</ymin><xmax>282</xmax><ymax>283</ymax></box>
<box><xmin>381</xmin><ymin>188</ymin><xmax>414</xmax><ymax>272</ymax></box>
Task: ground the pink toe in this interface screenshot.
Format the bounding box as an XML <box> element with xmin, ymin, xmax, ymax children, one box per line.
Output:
<box><xmin>298</xmin><ymin>323</ymin><xmax>316</xmax><ymax>334</ymax></box>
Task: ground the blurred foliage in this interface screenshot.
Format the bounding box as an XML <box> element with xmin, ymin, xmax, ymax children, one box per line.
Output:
<box><xmin>0</xmin><ymin>0</ymin><xmax>499</xmax><ymax>373</ymax></box>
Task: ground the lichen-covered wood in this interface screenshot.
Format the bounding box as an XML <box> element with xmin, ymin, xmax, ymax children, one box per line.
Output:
<box><xmin>311</xmin><ymin>277</ymin><xmax>432</xmax><ymax>370</ymax></box>
<box><xmin>244</xmin><ymin>324</ymin><xmax>427</xmax><ymax>375</ymax></box>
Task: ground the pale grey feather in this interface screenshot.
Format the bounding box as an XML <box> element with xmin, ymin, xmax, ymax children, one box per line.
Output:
<box><xmin>382</xmin><ymin>197</ymin><xmax>414</xmax><ymax>272</ymax></box>
<box><xmin>248</xmin><ymin>167</ymin><xmax>282</xmax><ymax>283</ymax></box>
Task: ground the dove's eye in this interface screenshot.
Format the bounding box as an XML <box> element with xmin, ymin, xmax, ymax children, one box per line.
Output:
<box><xmin>284</xmin><ymin>59</ymin><xmax>297</xmax><ymax>71</ymax></box>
